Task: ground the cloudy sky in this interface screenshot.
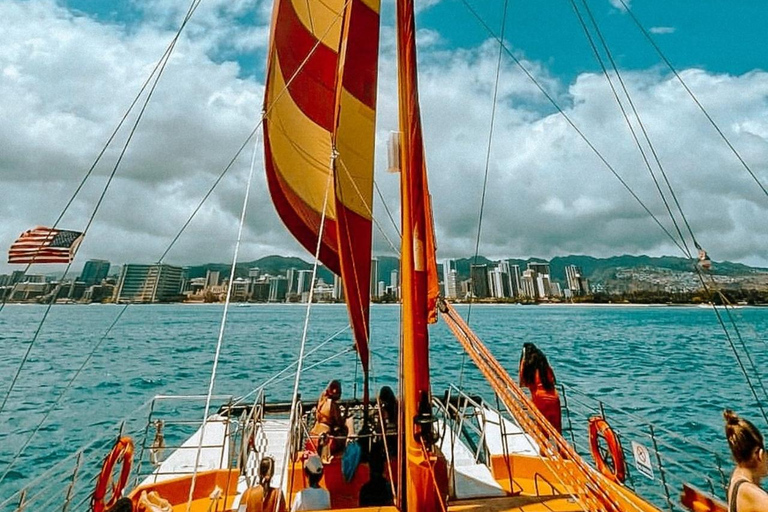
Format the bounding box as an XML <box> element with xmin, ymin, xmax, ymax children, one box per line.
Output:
<box><xmin>1</xmin><ymin>0</ymin><xmax>767</xmax><ymax>276</ymax></box>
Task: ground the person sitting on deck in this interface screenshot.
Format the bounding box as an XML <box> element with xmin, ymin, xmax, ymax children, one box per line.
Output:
<box><xmin>239</xmin><ymin>456</ymin><xmax>285</xmax><ymax>512</ymax></box>
<box><xmin>292</xmin><ymin>455</ymin><xmax>331</xmax><ymax>511</ymax></box>
<box><xmin>309</xmin><ymin>380</ymin><xmax>348</xmax><ymax>462</ymax></box>
<box><xmin>724</xmin><ymin>409</ymin><xmax>768</xmax><ymax>512</ymax></box>
<box><xmin>518</xmin><ymin>342</ymin><xmax>562</xmax><ymax>434</ymax></box>
<box><xmin>359</xmin><ymin>446</ymin><xmax>394</xmax><ymax>507</ymax></box>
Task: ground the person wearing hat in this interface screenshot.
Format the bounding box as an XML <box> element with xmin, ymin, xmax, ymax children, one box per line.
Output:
<box><xmin>291</xmin><ymin>455</ymin><xmax>331</xmax><ymax>511</ymax></box>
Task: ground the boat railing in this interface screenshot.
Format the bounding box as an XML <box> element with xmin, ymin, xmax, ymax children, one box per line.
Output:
<box><xmin>131</xmin><ymin>394</ymin><xmax>243</xmax><ymax>486</ymax></box>
<box><xmin>559</xmin><ymin>384</ymin><xmax>729</xmax><ymax>512</ymax></box>
<box><xmin>0</xmin><ymin>398</ymin><xmax>155</xmax><ymax>512</ymax></box>
<box><xmin>432</xmin><ymin>384</ymin><xmax>730</xmax><ymax>511</ymax></box>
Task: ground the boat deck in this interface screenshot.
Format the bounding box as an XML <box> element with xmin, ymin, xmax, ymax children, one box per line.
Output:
<box><xmin>321</xmin><ymin>494</ymin><xmax>583</xmax><ymax>512</ymax></box>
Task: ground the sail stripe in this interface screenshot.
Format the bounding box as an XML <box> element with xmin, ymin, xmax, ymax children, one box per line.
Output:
<box><xmin>335</xmin><ymin>201</ymin><xmax>371</xmax><ymax>366</ymax></box>
<box><xmin>338</xmin><ymin>0</ymin><xmax>379</xmax><ymax>110</ymax></box>
<box><xmin>274</xmin><ymin>0</ymin><xmax>338</xmax><ymax>130</ymax></box>
<box><xmin>332</xmin><ymin>0</ymin><xmax>380</xmax><ymax>377</ymax></box>
<box><xmin>290</xmin><ymin>0</ymin><xmax>344</xmax><ymax>50</ymax></box>
<box><xmin>266</xmin><ymin>58</ymin><xmax>337</xmax><ymax>218</ymax></box>
<box><xmin>264</xmin><ymin>123</ymin><xmax>341</xmax><ymax>273</ymax></box>
<box><xmin>264</xmin><ymin>0</ymin><xmax>380</xmax><ymax>375</ymax></box>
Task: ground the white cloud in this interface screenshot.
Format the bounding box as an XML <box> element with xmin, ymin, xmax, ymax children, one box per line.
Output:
<box><xmin>1</xmin><ymin>0</ymin><xmax>768</xmax><ymax>278</ymax></box>
<box><xmin>650</xmin><ymin>26</ymin><xmax>676</xmax><ymax>35</ymax></box>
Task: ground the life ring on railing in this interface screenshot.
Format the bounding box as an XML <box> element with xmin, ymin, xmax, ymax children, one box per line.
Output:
<box><xmin>92</xmin><ymin>436</ymin><xmax>134</xmax><ymax>512</ymax></box>
<box><xmin>588</xmin><ymin>416</ymin><xmax>626</xmax><ymax>483</ymax></box>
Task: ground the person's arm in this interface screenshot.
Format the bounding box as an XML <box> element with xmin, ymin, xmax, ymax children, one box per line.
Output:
<box><xmin>237</xmin><ymin>489</ymin><xmax>250</xmax><ymax>512</ymax></box>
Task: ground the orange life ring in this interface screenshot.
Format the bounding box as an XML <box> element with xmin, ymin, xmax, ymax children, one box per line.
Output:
<box><xmin>92</xmin><ymin>436</ymin><xmax>134</xmax><ymax>512</ymax></box>
<box><xmin>588</xmin><ymin>416</ymin><xmax>626</xmax><ymax>483</ymax></box>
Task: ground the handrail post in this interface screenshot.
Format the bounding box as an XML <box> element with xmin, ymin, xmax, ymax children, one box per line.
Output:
<box><xmin>714</xmin><ymin>453</ymin><xmax>728</xmax><ymax>495</ymax></box>
<box><xmin>649</xmin><ymin>425</ymin><xmax>674</xmax><ymax>512</ymax></box>
<box><xmin>61</xmin><ymin>451</ymin><xmax>83</xmax><ymax>512</ymax></box>
<box><xmin>135</xmin><ymin>397</ymin><xmax>158</xmax><ymax>485</ymax></box>
<box><xmin>560</xmin><ymin>385</ymin><xmax>576</xmax><ymax>447</ymax></box>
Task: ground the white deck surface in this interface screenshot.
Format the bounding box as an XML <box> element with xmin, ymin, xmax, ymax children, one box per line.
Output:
<box><xmin>142</xmin><ymin>414</ymin><xmax>230</xmax><ymax>486</ymax></box>
<box><xmin>478</xmin><ymin>407</ymin><xmax>539</xmax><ymax>456</ymax></box>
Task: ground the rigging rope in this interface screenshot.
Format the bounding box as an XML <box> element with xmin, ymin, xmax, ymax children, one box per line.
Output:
<box><xmin>232</xmin><ymin>325</ymin><xmax>351</xmax><ymax>407</ymax></box>
<box><xmin>442</xmin><ymin>300</ymin><xmax>649</xmax><ymax>512</ymax></box>
<box><xmin>276</xmin><ymin>161</ymin><xmax>334</xmax><ymax>512</ymax></box>
<box><xmin>2</xmin><ymin>0</ymin><xmax>354</xmax><ymax>468</ymax></box>
<box><xmin>584</xmin><ymin>0</ymin><xmax>768</xmax><ymax>415</ymax></box>
<box><xmin>615</xmin><ymin>0</ymin><xmax>768</xmax><ymax>201</ymax></box>
<box><xmin>459</xmin><ymin>0</ymin><xmax>508</xmax><ymax>390</ymax></box>
<box><xmin>0</xmin><ymin>0</ymin><xmax>201</xmax><ymax>316</ymax></box>
<box><xmin>458</xmin><ymin>0</ymin><xmax>687</xmax><ymax>257</ymax></box>
<box><xmin>338</xmin><ymin>158</ymin><xmax>401</xmax><ymax>256</ymax></box>
<box><xmin>570</xmin><ymin>0</ymin><xmax>694</xmax><ymax>260</ymax></box>
<box><xmin>461</xmin><ymin>0</ymin><xmax>768</xmax><ymax>430</ymax></box>
<box><xmin>0</xmin><ymin>305</ymin><xmax>130</xmax><ymax>483</ymax></box>
<box><xmin>184</xmin><ymin>132</ymin><xmax>260</xmax><ymax>512</ymax></box>
<box><xmin>0</xmin><ymin>0</ymin><xmax>204</xmax><ymax>417</ymax></box>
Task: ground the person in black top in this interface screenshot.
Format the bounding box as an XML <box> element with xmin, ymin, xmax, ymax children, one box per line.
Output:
<box><xmin>724</xmin><ymin>409</ymin><xmax>768</xmax><ymax>512</ymax></box>
<box><xmin>359</xmin><ymin>446</ymin><xmax>394</xmax><ymax>507</ymax></box>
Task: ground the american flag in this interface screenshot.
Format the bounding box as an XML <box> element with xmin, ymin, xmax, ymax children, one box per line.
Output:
<box><xmin>8</xmin><ymin>226</ymin><xmax>84</xmax><ymax>264</ymax></box>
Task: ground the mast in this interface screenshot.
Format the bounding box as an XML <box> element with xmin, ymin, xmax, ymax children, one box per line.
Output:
<box><xmin>396</xmin><ymin>0</ymin><xmax>445</xmax><ymax>509</ymax></box>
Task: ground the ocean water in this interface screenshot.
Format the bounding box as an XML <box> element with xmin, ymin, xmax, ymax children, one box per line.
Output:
<box><xmin>0</xmin><ymin>303</ymin><xmax>766</xmax><ymax>506</ymax></box>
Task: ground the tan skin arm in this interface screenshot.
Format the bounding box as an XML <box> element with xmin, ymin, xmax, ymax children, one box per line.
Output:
<box><xmin>739</xmin><ymin>483</ymin><xmax>768</xmax><ymax>512</ymax></box>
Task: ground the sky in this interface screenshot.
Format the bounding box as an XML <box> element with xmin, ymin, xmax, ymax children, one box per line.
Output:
<box><xmin>1</xmin><ymin>0</ymin><xmax>768</xmax><ymax>276</ymax></box>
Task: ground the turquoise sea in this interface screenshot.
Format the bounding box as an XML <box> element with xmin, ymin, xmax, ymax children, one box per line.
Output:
<box><xmin>1</xmin><ymin>303</ymin><xmax>767</xmax><ymax>507</ymax></box>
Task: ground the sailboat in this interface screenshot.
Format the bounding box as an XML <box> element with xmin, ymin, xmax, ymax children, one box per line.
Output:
<box><xmin>3</xmin><ymin>1</ymin><xmax>764</xmax><ymax>512</ymax></box>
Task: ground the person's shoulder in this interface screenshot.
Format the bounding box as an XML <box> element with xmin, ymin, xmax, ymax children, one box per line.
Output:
<box><xmin>740</xmin><ymin>481</ymin><xmax>768</xmax><ymax>510</ymax></box>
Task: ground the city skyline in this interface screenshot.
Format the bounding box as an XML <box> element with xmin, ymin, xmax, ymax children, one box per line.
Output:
<box><xmin>3</xmin><ymin>251</ymin><xmax>764</xmax><ymax>304</ymax></box>
<box><xmin>2</xmin><ymin>2</ymin><xmax>768</xmax><ymax>277</ymax></box>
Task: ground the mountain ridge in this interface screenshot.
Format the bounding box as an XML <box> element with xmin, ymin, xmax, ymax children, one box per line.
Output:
<box><xmin>184</xmin><ymin>254</ymin><xmax>768</xmax><ymax>285</ymax></box>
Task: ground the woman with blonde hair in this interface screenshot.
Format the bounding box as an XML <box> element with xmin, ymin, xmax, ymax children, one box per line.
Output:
<box><xmin>724</xmin><ymin>409</ymin><xmax>768</xmax><ymax>511</ymax></box>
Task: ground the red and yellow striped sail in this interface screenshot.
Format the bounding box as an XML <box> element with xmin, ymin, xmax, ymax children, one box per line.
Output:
<box><xmin>263</xmin><ymin>0</ymin><xmax>380</xmax><ymax>372</ymax></box>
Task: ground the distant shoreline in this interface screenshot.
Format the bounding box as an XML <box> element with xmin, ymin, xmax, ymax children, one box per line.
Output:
<box><xmin>3</xmin><ymin>301</ymin><xmax>763</xmax><ymax>307</ymax></box>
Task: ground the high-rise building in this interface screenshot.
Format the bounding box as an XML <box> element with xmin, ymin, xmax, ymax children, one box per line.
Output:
<box><xmin>527</xmin><ymin>262</ymin><xmax>551</xmax><ymax>298</ymax></box>
<box><xmin>508</xmin><ymin>264</ymin><xmax>521</xmax><ymax>298</ymax></box>
<box><xmin>115</xmin><ymin>264</ymin><xmax>183</xmax><ymax>303</ymax></box>
<box><xmin>521</xmin><ymin>269</ymin><xmax>537</xmax><ymax>299</ymax></box>
<box><xmin>442</xmin><ymin>259</ymin><xmax>457</xmax><ymax>298</ymax></box>
<box><xmin>333</xmin><ymin>274</ymin><xmax>344</xmax><ymax>301</ymax></box>
<box><xmin>528</xmin><ymin>262</ymin><xmax>550</xmax><ymax>276</ymax></box>
<box><xmin>252</xmin><ymin>280</ymin><xmax>270</xmax><ymax>302</ymax></box>
<box><xmin>498</xmin><ymin>260</ymin><xmax>520</xmax><ymax>298</ymax></box>
<box><xmin>79</xmin><ymin>259</ymin><xmax>111</xmax><ymax>286</ymax></box>
<box><xmin>286</xmin><ymin>268</ymin><xmax>298</xmax><ymax>295</ymax></box>
<box><xmin>297</xmin><ymin>270</ymin><xmax>313</xmax><ymax>295</ymax></box>
<box><xmin>268</xmin><ymin>276</ymin><xmax>288</xmax><ymax>302</ymax></box>
<box><xmin>565</xmin><ymin>265</ymin><xmax>587</xmax><ymax>296</ymax></box>
<box><xmin>205</xmin><ymin>270</ymin><xmax>220</xmax><ymax>289</ymax></box>
<box><xmin>370</xmin><ymin>257</ymin><xmax>379</xmax><ymax>299</ymax></box>
<box><xmin>488</xmin><ymin>267</ymin><xmax>509</xmax><ymax>298</ymax></box>
<box><xmin>470</xmin><ymin>264</ymin><xmax>489</xmax><ymax>298</ymax></box>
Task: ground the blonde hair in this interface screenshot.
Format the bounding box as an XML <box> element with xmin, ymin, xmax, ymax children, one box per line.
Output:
<box><xmin>724</xmin><ymin>409</ymin><xmax>764</xmax><ymax>464</ymax></box>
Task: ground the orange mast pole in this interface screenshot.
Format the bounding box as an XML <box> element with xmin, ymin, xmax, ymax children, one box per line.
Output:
<box><xmin>396</xmin><ymin>0</ymin><xmax>446</xmax><ymax>509</ymax></box>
